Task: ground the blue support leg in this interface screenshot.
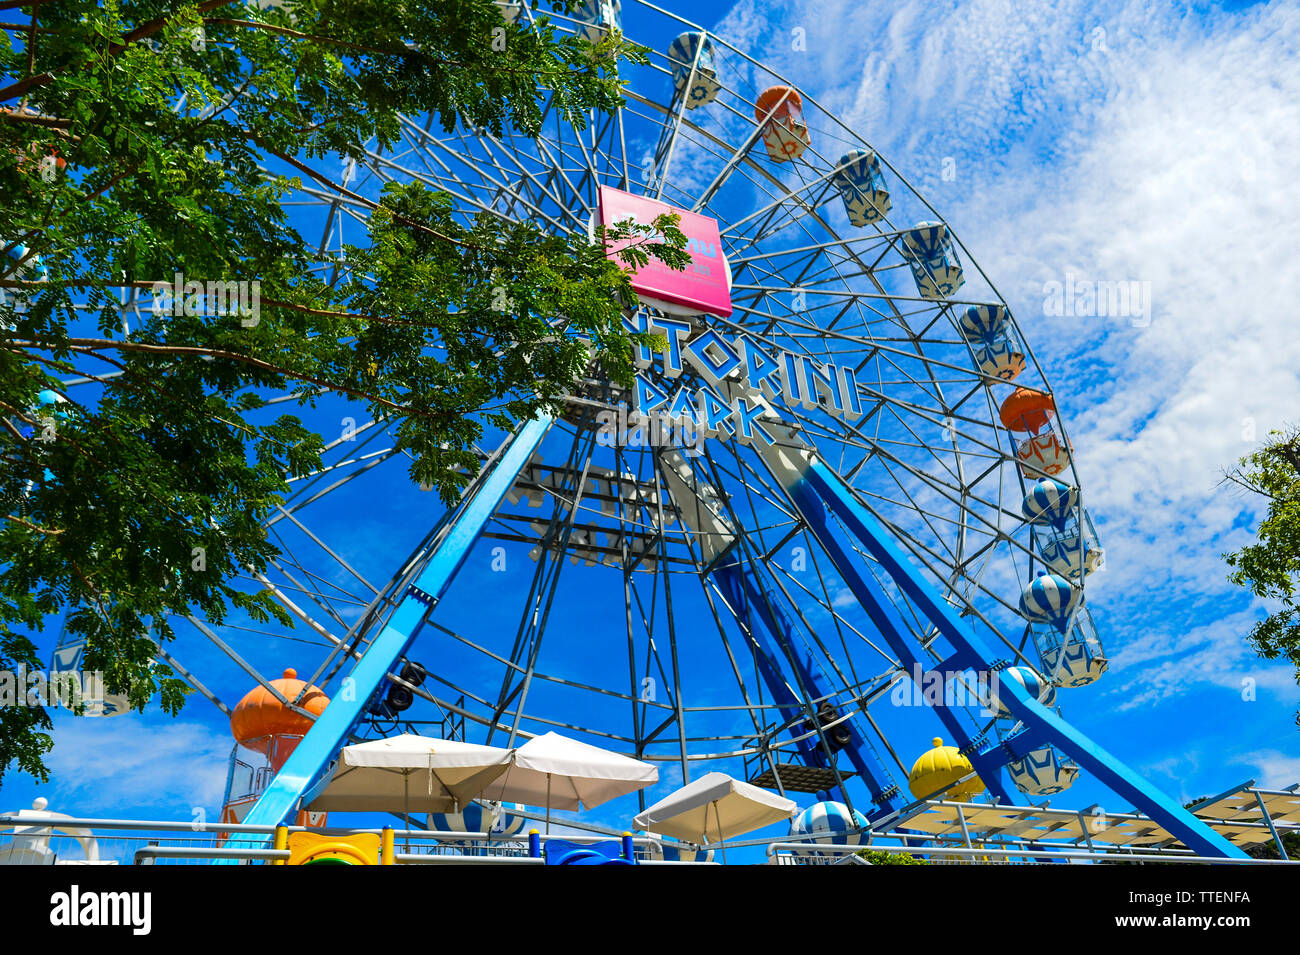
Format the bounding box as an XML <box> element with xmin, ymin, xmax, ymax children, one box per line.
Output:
<box><xmin>793</xmin><ymin>456</ymin><xmax>1245</xmax><ymax>859</ymax></box>
<box><xmin>234</xmin><ymin>417</ymin><xmax>553</xmax><ymax>840</ymax></box>
<box><xmin>714</xmin><ymin>561</ymin><xmax>900</xmax><ymax>813</ymax></box>
<box><xmin>774</xmin><ymin>470</ymin><xmax>1014</xmax><ymax>804</ymax></box>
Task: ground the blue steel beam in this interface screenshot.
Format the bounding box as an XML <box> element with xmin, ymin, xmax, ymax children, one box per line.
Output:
<box><xmin>235</xmin><ymin>417</ymin><xmax>553</xmax><ymax>836</ymax></box>
<box><xmin>771</xmin><ymin>464</ymin><xmax>1014</xmax><ymax>805</ymax></box>
<box><xmin>713</xmin><ymin>561</ymin><xmax>900</xmax><ymax>813</ymax></box>
<box><xmin>792</xmin><ymin>455</ymin><xmax>1245</xmax><ymax>858</ymax></box>
<box><xmin>711</xmin><ymin>563</ymin><xmax>825</xmax><ymax>767</ymax></box>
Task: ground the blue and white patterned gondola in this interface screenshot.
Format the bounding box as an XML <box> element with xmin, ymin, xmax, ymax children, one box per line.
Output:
<box><xmin>1006</xmin><ymin>746</ymin><xmax>1079</xmax><ymax>795</ymax></box>
<box><xmin>667</xmin><ymin>32</ymin><xmax>720</xmax><ymax>108</ymax></box>
<box><xmin>958</xmin><ymin>305</ymin><xmax>1025</xmax><ymax>380</ymax></box>
<box><xmin>646</xmin><ymin>840</ymin><xmax>715</xmax><ymax>863</ymax></box>
<box><xmin>427</xmin><ymin>800</ymin><xmax>527</xmax><ymax>844</ymax></box>
<box><xmin>1021</xmin><ymin>478</ymin><xmax>1079</xmax><ymax>527</ymax></box>
<box><xmin>49</xmin><ymin>633</ymin><xmax>131</xmax><ymax>717</ymax></box>
<box><xmin>1035</xmin><ymin>525</ymin><xmax>1104</xmax><ymax>580</ymax></box>
<box><xmin>831</xmin><ymin>150</ymin><xmax>891</xmax><ymax>226</ymax></box>
<box><xmin>971</xmin><ymin>338</ymin><xmax>1026</xmax><ymax>381</ymax></box>
<box><xmin>957</xmin><ymin>304</ymin><xmax>1009</xmax><ymax>342</ymax></box>
<box><xmin>1038</xmin><ymin>609</ymin><xmax>1109</xmax><ymax>687</ymax></box>
<box><xmin>574</xmin><ymin>0</ymin><xmax>621</xmax><ymax>42</ymax></box>
<box><xmin>789</xmin><ymin>801</ymin><xmax>867</xmax><ymax>859</ymax></box>
<box><xmin>2</xmin><ymin>240</ymin><xmax>47</xmax><ymax>316</ymax></box>
<box><xmin>901</xmin><ymin>221</ymin><xmax>964</xmax><ymax>299</ymax></box>
<box><xmin>17</xmin><ymin>389</ymin><xmax>67</xmax><ymax>443</ymax></box>
<box><xmin>992</xmin><ymin>665</ymin><xmax>1056</xmax><ymax>718</ymax></box>
<box><xmin>1018</xmin><ymin>572</ymin><xmax>1081</xmax><ymax>631</ymax></box>
<box><xmin>1042</xmin><ymin>633</ymin><xmax>1108</xmax><ymax>688</ymax></box>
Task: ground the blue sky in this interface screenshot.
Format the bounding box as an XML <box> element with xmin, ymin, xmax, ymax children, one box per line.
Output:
<box><xmin>4</xmin><ymin>0</ymin><xmax>1299</xmax><ymax>862</ymax></box>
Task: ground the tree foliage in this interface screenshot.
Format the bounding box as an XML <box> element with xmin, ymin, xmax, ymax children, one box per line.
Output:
<box><xmin>0</xmin><ymin>0</ymin><xmax>687</xmax><ymax>782</ymax></box>
<box><xmin>854</xmin><ymin>847</ymin><xmax>928</xmax><ymax>865</ymax></box>
<box><xmin>1224</xmin><ymin>428</ymin><xmax>1300</xmax><ymax>728</ymax></box>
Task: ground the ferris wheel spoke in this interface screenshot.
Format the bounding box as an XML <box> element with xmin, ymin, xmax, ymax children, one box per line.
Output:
<box><xmin>397</xmin><ymin>126</ymin><xmax>580</xmax><ymax>233</ymax></box>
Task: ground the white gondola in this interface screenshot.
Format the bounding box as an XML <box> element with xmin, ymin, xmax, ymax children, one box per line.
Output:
<box><xmin>1007</xmin><ymin>746</ymin><xmax>1079</xmax><ymax>795</ymax></box>
<box><xmin>574</xmin><ymin>0</ymin><xmax>621</xmax><ymax>42</ymax></box>
<box><xmin>495</xmin><ymin>0</ymin><xmax>522</xmax><ymax>24</ymax></box>
<box><xmin>991</xmin><ymin>665</ymin><xmax>1056</xmax><ymax>718</ymax></box>
<box><xmin>428</xmin><ymin>801</ymin><xmax>527</xmax><ymax>845</ymax></box>
<box><xmin>667</xmin><ymin>32</ymin><xmax>721</xmax><ymax>108</ymax></box>
<box><xmin>957</xmin><ymin>304</ymin><xmax>1009</xmax><ymax>341</ymax></box>
<box><xmin>789</xmin><ymin>801</ymin><xmax>868</xmax><ymax>860</ymax></box>
<box><xmin>1018</xmin><ymin>572</ymin><xmax>1081</xmax><ymax>631</ymax></box>
<box><xmin>755</xmin><ymin>86</ymin><xmax>810</xmax><ymax>162</ymax></box>
<box><xmin>1016</xmin><ymin>430</ymin><xmax>1071</xmax><ymax>477</ymax></box>
<box><xmin>959</xmin><ymin>304</ymin><xmax>1025</xmax><ymax>381</ymax></box>
<box><xmin>971</xmin><ymin>338</ymin><xmax>1026</xmax><ymax>381</ymax></box>
<box><xmin>1021</xmin><ymin>478</ymin><xmax>1078</xmax><ymax>526</ymax></box>
<box><xmin>50</xmin><ymin>630</ymin><xmax>132</xmax><ymax>717</ymax></box>
<box><xmin>831</xmin><ymin>149</ymin><xmax>891</xmax><ymax>226</ymax></box>
<box><xmin>901</xmin><ymin>221</ymin><xmax>964</xmax><ymax>299</ymax></box>
<box><xmin>1036</xmin><ymin>608</ymin><xmax>1109</xmax><ymax>688</ymax></box>
<box><xmin>2</xmin><ymin>239</ymin><xmax>47</xmax><ymax>315</ymax></box>
<box><xmin>1033</xmin><ymin>509</ymin><xmax>1104</xmax><ymax>580</ymax></box>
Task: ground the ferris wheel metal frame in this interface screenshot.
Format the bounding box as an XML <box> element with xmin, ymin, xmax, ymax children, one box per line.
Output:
<box><xmin>39</xmin><ymin>0</ymin><xmax>1240</xmax><ymax>858</ymax></box>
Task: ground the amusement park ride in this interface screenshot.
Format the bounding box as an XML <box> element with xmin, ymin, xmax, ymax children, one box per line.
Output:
<box><xmin>6</xmin><ymin>1</ymin><xmax>1298</xmax><ymax>865</ymax></box>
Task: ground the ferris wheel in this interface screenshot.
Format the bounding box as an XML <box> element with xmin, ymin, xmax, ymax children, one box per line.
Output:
<box><xmin>47</xmin><ymin>0</ymin><xmax>1239</xmax><ymax>857</ymax></box>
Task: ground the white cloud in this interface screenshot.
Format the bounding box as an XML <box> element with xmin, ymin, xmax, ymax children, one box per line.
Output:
<box><xmin>41</xmin><ymin>714</ymin><xmax>231</xmax><ymax>816</ymax></box>
<box><xmin>1230</xmin><ymin>749</ymin><xmax>1300</xmax><ymax>791</ymax></box>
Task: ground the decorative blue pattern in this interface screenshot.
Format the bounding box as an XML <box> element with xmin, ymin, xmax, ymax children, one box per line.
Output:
<box><xmin>900</xmin><ymin>221</ymin><xmax>964</xmax><ymax>299</ymax></box>
<box><xmin>1021</xmin><ymin>478</ymin><xmax>1078</xmax><ymax>527</ymax></box>
<box><xmin>957</xmin><ymin>304</ymin><xmax>1009</xmax><ymax>342</ymax></box>
<box><xmin>832</xmin><ymin>149</ymin><xmax>891</xmax><ymax>226</ymax></box>
<box><xmin>1007</xmin><ymin>746</ymin><xmax>1079</xmax><ymax>795</ymax></box>
<box><xmin>49</xmin><ymin>636</ymin><xmax>132</xmax><ymax>717</ymax></box>
<box><xmin>428</xmin><ymin>801</ymin><xmax>527</xmax><ymax>844</ymax></box>
<box><xmin>994</xmin><ymin>666</ymin><xmax>1056</xmax><ymax>718</ymax></box>
<box><xmin>1036</xmin><ymin>526</ymin><xmax>1104</xmax><ymax>580</ymax></box>
<box><xmin>667</xmin><ymin>32</ymin><xmax>720</xmax><ymax>108</ymax></box>
<box><xmin>972</xmin><ymin>339</ymin><xmax>1026</xmax><ymax>381</ymax></box>
<box><xmin>790</xmin><ymin>800</ymin><xmax>868</xmax><ymax>859</ymax></box>
<box><xmin>1018</xmin><ymin>572</ymin><xmax>1081</xmax><ymax>630</ymax></box>
<box><xmin>575</xmin><ymin>0</ymin><xmax>621</xmax><ymax>42</ymax></box>
<box><xmin>1038</xmin><ymin>611</ymin><xmax>1109</xmax><ymax>688</ymax></box>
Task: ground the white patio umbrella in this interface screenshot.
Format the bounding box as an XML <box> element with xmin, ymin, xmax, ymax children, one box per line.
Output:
<box><xmin>303</xmin><ymin>735</ymin><xmax>514</xmax><ymax>815</ymax></box>
<box><xmin>478</xmin><ymin>732</ymin><xmax>658</xmax><ymax>831</ymax></box>
<box><xmin>633</xmin><ymin>772</ymin><xmax>797</xmax><ymax>862</ymax></box>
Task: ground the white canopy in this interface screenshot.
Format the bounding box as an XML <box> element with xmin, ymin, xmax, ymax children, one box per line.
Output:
<box><xmin>304</xmin><ymin>735</ymin><xmax>513</xmax><ymax>813</ymax></box>
<box><xmin>478</xmin><ymin>732</ymin><xmax>658</xmax><ymax>811</ymax></box>
<box><xmin>633</xmin><ymin>772</ymin><xmax>796</xmax><ymax>842</ymax></box>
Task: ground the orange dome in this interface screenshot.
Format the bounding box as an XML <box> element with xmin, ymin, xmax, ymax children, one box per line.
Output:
<box><xmin>230</xmin><ymin>668</ymin><xmax>329</xmax><ymax>747</ymax></box>
<box><xmin>999</xmin><ymin>387</ymin><xmax>1056</xmax><ymax>432</ymax></box>
<box><xmin>755</xmin><ymin>85</ymin><xmax>803</xmax><ymax>122</ymax></box>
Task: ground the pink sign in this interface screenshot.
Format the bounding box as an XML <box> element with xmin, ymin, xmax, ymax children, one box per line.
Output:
<box><xmin>598</xmin><ymin>185</ymin><xmax>733</xmax><ymax>318</ymax></box>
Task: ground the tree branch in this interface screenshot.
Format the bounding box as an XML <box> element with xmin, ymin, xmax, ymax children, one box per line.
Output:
<box><xmin>3</xmin><ymin>514</ymin><xmax>63</xmax><ymax>535</ymax></box>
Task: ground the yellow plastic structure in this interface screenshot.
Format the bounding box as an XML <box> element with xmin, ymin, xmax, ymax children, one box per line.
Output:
<box><xmin>282</xmin><ymin>828</ymin><xmax>396</xmax><ymax>865</ymax></box>
<box><xmin>908</xmin><ymin>737</ymin><xmax>985</xmax><ymax>801</ymax></box>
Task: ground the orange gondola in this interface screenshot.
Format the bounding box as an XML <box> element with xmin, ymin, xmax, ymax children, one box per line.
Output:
<box><xmin>754</xmin><ymin>86</ymin><xmax>811</xmax><ymax>162</ymax></box>
<box><xmin>1000</xmin><ymin>387</ymin><xmax>1056</xmax><ymax>433</ymax></box>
